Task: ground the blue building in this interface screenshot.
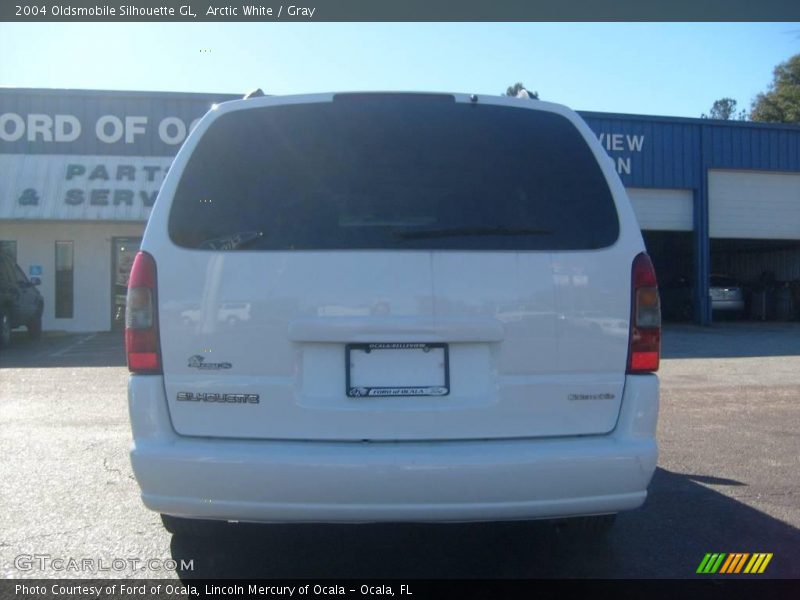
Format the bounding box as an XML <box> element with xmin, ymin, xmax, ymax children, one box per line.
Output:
<box><xmin>2</xmin><ymin>88</ymin><xmax>800</xmax><ymax>331</ymax></box>
<box><xmin>580</xmin><ymin>111</ymin><xmax>800</xmax><ymax>324</ymax></box>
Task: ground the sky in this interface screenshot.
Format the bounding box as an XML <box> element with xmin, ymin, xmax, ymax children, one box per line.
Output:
<box><xmin>0</xmin><ymin>22</ymin><xmax>798</xmax><ymax>118</ymax></box>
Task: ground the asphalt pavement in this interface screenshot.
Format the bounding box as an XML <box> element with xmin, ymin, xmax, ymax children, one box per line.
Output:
<box><xmin>0</xmin><ymin>324</ymin><xmax>798</xmax><ymax>579</ymax></box>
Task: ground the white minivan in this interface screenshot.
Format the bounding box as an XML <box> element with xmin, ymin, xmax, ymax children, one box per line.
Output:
<box><xmin>126</xmin><ymin>92</ymin><xmax>660</xmax><ymax>535</ymax></box>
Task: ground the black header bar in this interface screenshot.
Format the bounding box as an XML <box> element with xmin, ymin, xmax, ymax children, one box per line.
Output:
<box><xmin>4</xmin><ymin>579</ymin><xmax>800</xmax><ymax>600</ymax></box>
<box><xmin>2</xmin><ymin>0</ymin><xmax>800</xmax><ymax>22</ymax></box>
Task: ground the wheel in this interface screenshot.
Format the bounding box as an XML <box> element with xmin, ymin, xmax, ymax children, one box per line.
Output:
<box><xmin>0</xmin><ymin>312</ymin><xmax>10</xmax><ymax>349</ymax></box>
<box><xmin>160</xmin><ymin>514</ymin><xmax>228</xmax><ymax>537</ymax></box>
<box><xmin>27</xmin><ymin>310</ymin><xmax>42</xmax><ymax>340</ymax></box>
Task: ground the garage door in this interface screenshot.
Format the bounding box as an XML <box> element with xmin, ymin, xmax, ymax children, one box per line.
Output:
<box><xmin>626</xmin><ymin>188</ymin><xmax>694</xmax><ymax>231</ymax></box>
<box><xmin>709</xmin><ymin>170</ymin><xmax>800</xmax><ymax>239</ymax></box>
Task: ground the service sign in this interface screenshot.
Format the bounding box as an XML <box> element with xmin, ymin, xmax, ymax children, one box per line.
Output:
<box><xmin>0</xmin><ymin>155</ymin><xmax>171</xmax><ymax>221</ymax></box>
<box><xmin>0</xmin><ymin>89</ymin><xmax>238</xmax><ymax>221</ymax></box>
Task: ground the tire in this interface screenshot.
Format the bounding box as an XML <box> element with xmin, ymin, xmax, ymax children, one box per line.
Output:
<box><xmin>160</xmin><ymin>514</ymin><xmax>228</xmax><ymax>537</ymax></box>
<box><xmin>27</xmin><ymin>310</ymin><xmax>42</xmax><ymax>340</ymax></box>
<box><xmin>0</xmin><ymin>312</ymin><xmax>10</xmax><ymax>349</ymax></box>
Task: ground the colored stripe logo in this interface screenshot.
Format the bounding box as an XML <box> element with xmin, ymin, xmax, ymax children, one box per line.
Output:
<box><xmin>697</xmin><ymin>553</ymin><xmax>773</xmax><ymax>574</ymax></box>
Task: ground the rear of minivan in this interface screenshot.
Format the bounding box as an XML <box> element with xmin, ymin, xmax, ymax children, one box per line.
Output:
<box><xmin>127</xmin><ymin>92</ymin><xmax>659</xmax><ymax>529</ymax></box>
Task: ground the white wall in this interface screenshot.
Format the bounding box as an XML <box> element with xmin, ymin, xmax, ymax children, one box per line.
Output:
<box><xmin>709</xmin><ymin>170</ymin><xmax>800</xmax><ymax>239</ymax></box>
<box><xmin>626</xmin><ymin>188</ymin><xmax>694</xmax><ymax>231</ymax></box>
<box><xmin>0</xmin><ymin>221</ymin><xmax>144</xmax><ymax>332</ymax></box>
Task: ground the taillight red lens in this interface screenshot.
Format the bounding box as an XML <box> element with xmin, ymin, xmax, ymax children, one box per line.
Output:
<box><xmin>628</xmin><ymin>252</ymin><xmax>661</xmax><ymax>373</ymax></box>
<box><xmin>125</xmin><ymin>251</ymin><xmax>161</xmax><ymax>374</ymax></box>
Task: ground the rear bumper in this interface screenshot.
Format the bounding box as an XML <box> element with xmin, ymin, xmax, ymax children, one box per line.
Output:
<box><xmin>128</xmin><ymin>375</ymin><xmax>659</xmax><ymax>523</ymax></box>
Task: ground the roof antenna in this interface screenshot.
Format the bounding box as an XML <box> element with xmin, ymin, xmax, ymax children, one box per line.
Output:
<box><xmin>244</xmin><ymin>88</ymin><xmax>265</xmax><ymax>99</ymax></box>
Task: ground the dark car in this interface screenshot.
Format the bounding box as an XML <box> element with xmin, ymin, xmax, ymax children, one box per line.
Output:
<box><xmin>0</xmin><ymin>252</ymin><xmax>44</xmax><ymax>348</ymax></box>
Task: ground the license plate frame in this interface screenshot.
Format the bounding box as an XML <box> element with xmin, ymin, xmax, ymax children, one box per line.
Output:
<box><xmin>345</xmin><ymin>342</ymin><xmax>450</xmax><ymax>398</ymax></box>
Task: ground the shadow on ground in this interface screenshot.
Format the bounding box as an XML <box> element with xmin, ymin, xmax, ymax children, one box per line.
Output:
<box><xmin>168</xmin><ymin>468</ymin><xmax>799</xmax><ymax>579</ymax></box>
<box><xmin>0</xmin><ymin>331</ymin><xmax>126</xmax><ymax>368</ymax></box>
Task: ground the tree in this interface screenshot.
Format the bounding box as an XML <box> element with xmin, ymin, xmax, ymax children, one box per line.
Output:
<box><xmin>504</xmin><ymin>82</ymin><xmax>539</xmax><ymax>99</ymax></box>
<box><xmin>750</xmin><ymin>54</ymin><xmax>800</xmax><ymax>123</ymax></box>
<box><xmin>701</xmin><ymin>97</ymin><xmax>746</xmax><ymax>121</ymax></box>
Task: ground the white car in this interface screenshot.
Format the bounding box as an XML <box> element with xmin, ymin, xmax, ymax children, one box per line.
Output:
<box><xmin>126</xmin><ymin>92</ymin><xmax>660</xmax><ymax>535</ymax></box>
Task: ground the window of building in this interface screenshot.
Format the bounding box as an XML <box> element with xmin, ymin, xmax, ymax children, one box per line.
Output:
<box><xmin>55</xmin><ymin>241</ymin><xmax>74</xmax><ymax>319</ymax></box>
<box><xmin>0</xmin><ymin>240</ymin><xmax>17</xmax><ymax>262</ymax></box>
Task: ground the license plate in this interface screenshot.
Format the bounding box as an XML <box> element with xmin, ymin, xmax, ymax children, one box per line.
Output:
<box><xmin>346</xmin><ymin>343</ymin><xmax>450</xmax><ymax>397</ymax></box>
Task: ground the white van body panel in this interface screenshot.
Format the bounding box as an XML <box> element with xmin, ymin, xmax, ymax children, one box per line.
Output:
<box><xmin>142</xmin><ymin>93</ymin><xmax>644</xmax><ymax>441</ymax></box>
<box><xmin>153</xmin><ymin>249</ymin><xmax>633</xmax><ymax>440</ymax></box>
<box><xmin>128</xmin><ymin>92</ymin><xmax>659</xmax><ymax>522</ymax></box>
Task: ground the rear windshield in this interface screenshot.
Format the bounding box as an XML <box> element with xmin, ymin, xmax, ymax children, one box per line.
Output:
<box><xmin>168</xmin><ymin>96</ymin><xmax>619</xmax><ymax>251</ymax></box>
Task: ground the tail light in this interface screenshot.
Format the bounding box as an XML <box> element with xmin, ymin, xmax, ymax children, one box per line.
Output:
<box><xmin>627</xmin><ymin>252</ymin><xmax>660</xmax><ymax>373</ymax></box>
<box><xmin>125</xmin><ymin>251</ymin><xmax>162</xmax><ymax>374</ymax></box>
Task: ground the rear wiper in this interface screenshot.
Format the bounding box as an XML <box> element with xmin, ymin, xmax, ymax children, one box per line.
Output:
<box><xmin>393</xmin><ymin>226</ymin><xmax>554</xmax><ymax>240</ymax></box>
<box><xmin>198</xmin><ymin>231</ymin><xmax>264</xmax><ymax>250</ymax></box>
